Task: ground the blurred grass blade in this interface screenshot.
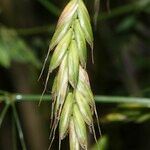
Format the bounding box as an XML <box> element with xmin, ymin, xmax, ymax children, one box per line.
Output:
<box><xmin>136</xmin><ymin>114</ymin><xmax>150</xmax><ymax>123</ymax></box>
<box><xmin>94</xmin><ymin>0</ymin><xmax>100</xmax><ymax>27</ymax></box>
<box><xmin>0</xmin><ymin>46</ymin><xmax>11</xmax><ymax>68</ymax></box>
<box><xmin>0</xmin><ymin>104</ymin><xmax>9</xmax><ymax>127</ymax></box>
<box><xmin>92</xmin><ymin>135</ymin><xmax>109</xmax><ymax>150</ymax></box>
<box><xmin>0</xmin><ymin>27</ymin><xmax>40</xmax><ymax>68</ymax></box>
<box><xmin>12</xmin><ymin>103</ymin><xmax>27</xmax><ymax>150</ymax></box>
<box><xmin>12</xmin><ymin>115</ymin><xmax>18</xmax><ymax>150</ymax></box>
<box><xmin>37</xmin><ymin>0</ymin><xmax>60</xmax><ymax>16</ymax></box>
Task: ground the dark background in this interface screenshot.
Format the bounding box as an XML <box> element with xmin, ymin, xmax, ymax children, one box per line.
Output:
<box><xmin>0</xmin><ymin>0</ymin><xmax>150</xmax><ymax>150</ymax></box>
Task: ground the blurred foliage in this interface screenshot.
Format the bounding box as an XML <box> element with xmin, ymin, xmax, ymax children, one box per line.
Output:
<box><xmin>92</xmin><ymin>135</ymin><xmax>109</xmax><ymax>150</ymax></box>
<box><xmin>0</xmin><ymin>27</ymin><xmax>40</xmax><ymax>68</ymax></box>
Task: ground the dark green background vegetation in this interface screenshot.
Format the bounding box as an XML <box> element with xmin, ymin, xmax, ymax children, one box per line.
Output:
<box><xmin>0</xmin><ymin>0</ymin><xmax>150</xmax><ymax>150</ymax></box>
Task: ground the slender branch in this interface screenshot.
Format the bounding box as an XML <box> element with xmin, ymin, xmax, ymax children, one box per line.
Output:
<box><xmin>12</xmin><ymin>115</ymin><xmax>18</xmax><ymax>150</ymax></box>
<box><xmin>12</xmin><ymin>103</ymin><xmax>27</xmax><ymax>150</ymax></box>
<box><xmin>94</xmin><ymin>96</ymin><xmax>150</xmax><ymax>105</ymax></box>
<box><xmin>0</xmin><ymin>94</ymin><xmax>149</xmax><ymax>106</ymax></box>
<box><xmin>0</xmin><ymin>104</ymin><xmax>9</xmax><ymax>127</ymax></box>
<box><xmin>17</xmin><ymin>94</ymin><xmax>150</xmax><ymax>105</ymax></box>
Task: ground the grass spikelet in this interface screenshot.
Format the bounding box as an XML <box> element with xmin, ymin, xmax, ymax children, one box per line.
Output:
<box><xmin>41</xmin><ymin>0</ymin><xmax>102</xmax><ymax>149</ymax></box>
<box><xmin>49</xmin><ymin>28</ymin><xmax>72</xmax><ymax>72</ymax></box>
<box><xmin>50</xmin><ymin>0</ymin><xmax>78</xmax><ymax>50</ymax></box>
<box><xmin>50</xmin><ymin>21</ymin><xmax>71</xmax><ymax>51</ymax></box>
<box><xmin>69</xmin><ymin>118</ymin><xmax>80</xmax><ymax>150</ymax></box>
<box><xmin>57</xmin><ymin>0</ymin><xmax>78</xmax><ymax>27</ymax></box>
<box><xmin>68</xmin><ymin>39</ymin><xmax>79</xmax><ymax>88</ymax></box>
<box><xmin>77</xmin><ymin>0</ymin><xmax>93</xmax><ymax>49</ymax></box>
<box><xmin>74</xmin><ymin>19</ymin><xmax>87</xmax><ymax>68</ymax></box>
<box><xmin>59</xmin><ymin>92</ymin><xmax>73</xmax><ymax>140</ymax></box>
<box><xmin>75</xmin><ymin>90</ymin><xmax>93</xmax><ymax>125</ymax></box>
<box><xmin>73</xmin><ymin>104</ymin><xmax>87</xmax><ymax>149</ymax></box>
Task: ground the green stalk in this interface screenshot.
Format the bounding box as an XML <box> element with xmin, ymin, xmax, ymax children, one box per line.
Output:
<box><xmin>0</xmin><ymin>94</ymin><xmax>150</xmax><ymax>106</ymax></box>
<box><xmin>12</xmin><ymin>103</ymin><xmax>27</xmax><ymax>150</ymax></box>
<box><xmin>12</xmin><ymin>115</ymin><xmax>18</xmax><ymax>150</ymax></box>
<box><xmin>0</xmin><ymin>104</ymin><xmax>9</xmax><ymax>127</ymax></box>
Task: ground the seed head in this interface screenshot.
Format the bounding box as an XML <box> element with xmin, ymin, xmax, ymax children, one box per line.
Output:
<box><xmin>42</xmin><ymin>0</ymin><xmax>101</xmax><ymax>149</ymax></box>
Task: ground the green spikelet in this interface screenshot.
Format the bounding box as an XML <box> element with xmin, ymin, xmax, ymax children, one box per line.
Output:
<box><xmin>41</xmin><ymin>0</ymin><xmax>101</xmax><ymax>149</ymax></box>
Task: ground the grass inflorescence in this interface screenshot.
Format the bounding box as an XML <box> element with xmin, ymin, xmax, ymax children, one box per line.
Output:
<box><xmin>40</xmin><ymin>0</ymin><xmax>101</xmax><ymax>149</ymax></box>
